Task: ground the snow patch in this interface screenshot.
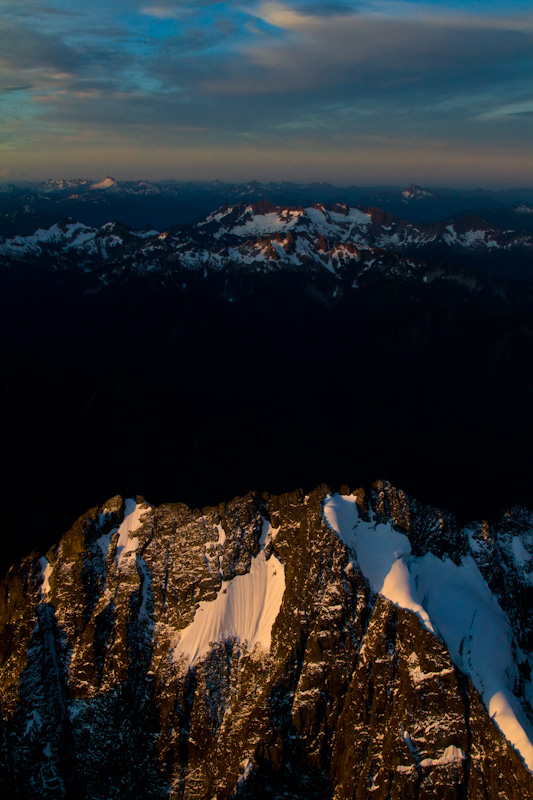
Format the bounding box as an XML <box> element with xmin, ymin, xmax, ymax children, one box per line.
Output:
<box><xmin>94</xmin><ymin>529</ymin><xmax>116</xmax><ymax>563</ymax></box>
<box><xmin>172</xmin><ymin>548</ymin><xmax>285</xmax><ymax>669</ymax></box>
<box><xmin>322</xmin><ymin>492</ymin><xmax>359</xmax><ymax>546</ymax></box>
<box><xmin>466</xmin><ymin>527</ymin><xmax>481</xmax><ymax>553</ymax></box>
<box><xmin>24</xmin><ymin>709</ymin><xmax>42</xmax><ymax>737</ymax></box>
<box><xmin>323</xmin><ymin>493</ymin><xmax>433</xmax><ymax>631</ymax></box>
<box><xmin>407</xmin><ymin>652</ymin><xmax>454</xmax><ymax>684</ymax></box>
<box><xmin>69</xmin><ymin>227</ymin><xmax>97</xmax><ymax>247</ymax></box>
<box><xmin>232</xmin><ymin>211</ymin><xmax>299</xmax><ymax>237</ymax></box>
<box><xmin>39</xmin><ymin>557</ymin><xmax>52</xmax><ymax>601</ymax></box>
<box><xmin>235</xmin><ymin>758</ymin><xmax>253</xmax><ymax>790</ymax></box>
<box><xmin>512</xmin><ymin>536</ymin><xmax>531</xmax><ymax>568</ymax></box>
<box><xmin>304</xmin><ymin>206</ymin><xmax>336</xmax><ymax>237</ymax></box>
<box><xmin>260</xmin><ymin>517</ymin><xmax>279</xmax><ymax>546</ymax></box>
<box><xmin>402</xmin><ymin>729</ymin><xmax>418</xmax><ymax>757</ymax></box>
<box><xmin>329</xmin><ymin>207</ymin><xmax>371</xmax><ymax>226</ymax></box>
<box><xmin>215</xmin><ymin>523</ymin><xmax>226</xmax><ymax>546</ymax></box>
<box><xmin>115</xmin><ymin>499</ymin><xmax>149</xmax><ymax>567</ymax></box>
<box><xmin>90</xmin><ymin>177</ymin><xmax>117</xmax><ymax>190</ymax></box>
<box><xmin>137</xmin><ymin>556</ymin><xmax>152</xmax><ymax>619</ymax></box>
<box><xmin>323</xmin><ymin>492</ymin><xmax>533</xmax><ymax>771</ymax></box>
<box><xmin>419</xmin><ymin>745</ymin><xmax>465</xmax><ymax>768</ymax></box>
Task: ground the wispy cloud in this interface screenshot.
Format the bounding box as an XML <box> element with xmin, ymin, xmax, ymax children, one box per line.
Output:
<box><xmin>476</xmin><ymin>100</ymin><xmax>533</xmax><ymax>120</ymax></box>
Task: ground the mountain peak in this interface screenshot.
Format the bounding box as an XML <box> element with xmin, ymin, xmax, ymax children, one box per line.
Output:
<box><xmin>41</xmin><ymin>178</ymin><xmax>90</xmax><ymax>193</ymax></box>
<box><xmin>402</xmin><ymin>182</ymin><xmax>436</xmax><ymax>201</ymax></box>
<box><xmin>514</xmin><ymin>203</ymin><xmax>533</xmax><ymax>215</ymax></box>
<box><xmin>90</xmin><ymin>176</ymin><xmax>118</xmax><ymax>190</ymax></box>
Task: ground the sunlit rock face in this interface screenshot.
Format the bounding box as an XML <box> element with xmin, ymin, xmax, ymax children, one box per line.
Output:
<box><xmin>0</xmin><ymin>481</ymin><xmax>532</xmax><ymax>799</ymax></box>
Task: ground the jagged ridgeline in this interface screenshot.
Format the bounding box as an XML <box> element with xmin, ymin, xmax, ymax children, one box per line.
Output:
<box><xmin>1</xmin><ymin>482</ymin><xmax>532</xmax><ymax>799</ymax></box>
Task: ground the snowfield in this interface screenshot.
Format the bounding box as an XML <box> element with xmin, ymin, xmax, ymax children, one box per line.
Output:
<box><xmin>324</xmin><ymin>492</ymin><xmax>533</xmax><ymax>772</ymax></box>
<box><xmin>172</xmin><ymin>521</ymin><xmax>285</xmax><ymax>668</ymax></box>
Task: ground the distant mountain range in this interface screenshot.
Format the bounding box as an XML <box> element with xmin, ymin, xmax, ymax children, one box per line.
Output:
<box><xmin>1</xmin><ymin>199</ymin><xmax>532</xmax><ymax>284</ymax></box>
<box><xmin>1</xmin><ymin>177</ymin><xmax>533</xmax><ymax>235</ymax></box>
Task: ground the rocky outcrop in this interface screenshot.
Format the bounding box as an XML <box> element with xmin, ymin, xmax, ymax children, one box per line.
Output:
<box><xmin>0</xmin><ymin>481</ymin><xmax>532</xmax><ymax>799</ymax></box>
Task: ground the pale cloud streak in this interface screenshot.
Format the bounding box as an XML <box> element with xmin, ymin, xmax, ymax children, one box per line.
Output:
<box><xmin>476</xmin><ymin>100</ymin><xmax>533</xmax><ymax>120</ymax></box>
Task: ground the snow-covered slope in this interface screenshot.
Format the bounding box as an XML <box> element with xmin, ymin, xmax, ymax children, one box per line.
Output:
<box><xmin>324</xmin><ymin>492</ymin><xmax>533</xmax><ymax>772</ymax></box>
<box><xmin>173</xmin><ymin>522</ymin><xmax>285</xmax><ymax>669</ymax></box>
<box><xmin>89</xmin><ymin>176</ymin><xmax>118</xmax><ymax>191</ymax></box>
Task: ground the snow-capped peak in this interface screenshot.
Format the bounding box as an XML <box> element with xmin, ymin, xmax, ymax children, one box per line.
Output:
<box><xmin>514</xmin><ymin>203</ymin><xmax>533</xmax><ymax>216</ymax></box>
<box><xmin>402</xmin><ymin>183</ymin><xmax>435</xmax><ymax>201</ymax></box>
<box><xmin>41</xmin><ymin>178</ymin><xmax>90</xmax><ymax>193</ymax></box>
<box><xmin>90</xmin><ymin>176</ymin><xmax>118</xmax><ymax>190</ymax></box>
<box><xmin>197</xmin><ymin>200</ymin><xmax>372</xmax><ymax>241</ymax></box>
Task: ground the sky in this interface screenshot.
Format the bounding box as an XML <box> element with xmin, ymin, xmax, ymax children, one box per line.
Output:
<box><xmin>0</xmin><ymin>0</ymin><xmax>531</xmax><ymax>186</ymax></box>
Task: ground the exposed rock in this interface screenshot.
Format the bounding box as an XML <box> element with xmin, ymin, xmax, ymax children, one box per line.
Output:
<box><xmin>0</xmin><ymin>482</ymin><xmax>532</xmax><ymax>798</ymax></box>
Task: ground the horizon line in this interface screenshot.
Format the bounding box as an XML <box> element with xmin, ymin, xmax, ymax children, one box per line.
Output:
<box><xmin>2</xmin><ymin>176</ymin><xmax>533</xmax><ymax>193</ymax></box>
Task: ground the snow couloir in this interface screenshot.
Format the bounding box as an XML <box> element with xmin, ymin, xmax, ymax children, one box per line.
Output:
<box><xmin>323</xmin><ymin>493</ymin><xmax>533</xmax><ymax>773</ymax></box>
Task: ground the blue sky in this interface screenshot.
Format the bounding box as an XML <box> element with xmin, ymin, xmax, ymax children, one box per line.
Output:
<box><xmin>0</xmin><ymin>0</ymin><xmax>531</xmax><ymax>185</ymax></box>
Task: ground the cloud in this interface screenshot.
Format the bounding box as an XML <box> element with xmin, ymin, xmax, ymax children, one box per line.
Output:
<box><xmin>171</xmin><ymin>0</ymin><xmax>531</xmax><ymax>153</ymax></box>
<box><xmin>476</xmin><ymin>99</ymin><xmax>533</xmax><ymax>120</ymax></box>
<box><xmin>140</xmin><ymin>5</ymin><xmax>182</xmax><ymax>19</ymax></box>
<box><xmin>140</xmin><ymin>0</ymin><xmax>239</xmax><ymax>19</ymax></box>
<box><xmin>1</xmin><ymin>0</ymin><xmax>531</xmax><ymax>185</ymax></box>
<box><xmin>0</xmin><ymin>23</ymin><xmax>81</xmax><ymax>73</ymax></box>
<box><xmin>294</xmin><ymin>1</ymin><xmax>361</xmax><ymax>16</ymax></box>
<box><xmin>237</xmin><ymin>1</ymin><xmax>532</xmax><ymax>83</ymax></box>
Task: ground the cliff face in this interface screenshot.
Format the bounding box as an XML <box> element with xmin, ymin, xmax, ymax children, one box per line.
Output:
<box><xmin>1</xmin><ymin>481</ymin><xmax>532</xmax><ymax>799</ymax></box>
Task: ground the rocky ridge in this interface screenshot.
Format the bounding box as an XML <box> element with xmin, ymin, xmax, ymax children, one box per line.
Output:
<box><xmin>1</xmin><ymin>481</ymin><xmax>532</xmax><ymax>799</ymax></box>
<box><xmin>1</xmin><ymin>200</ymin><xmax>532</xmax><ymax>289</ymax></box>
